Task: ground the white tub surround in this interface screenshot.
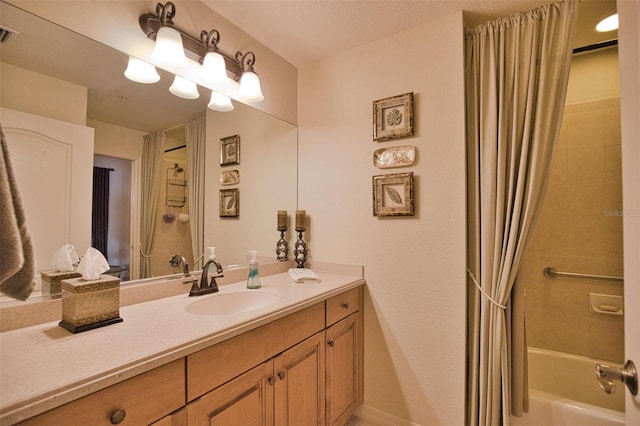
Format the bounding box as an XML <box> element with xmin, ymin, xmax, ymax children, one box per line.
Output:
<box><xmin>0</xmin><ymin>262</ymin><xmax>364</xmax><ymax>424</ymax></box>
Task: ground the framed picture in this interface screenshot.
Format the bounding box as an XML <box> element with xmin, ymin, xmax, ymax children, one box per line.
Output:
<box><xmin>372</xmin><ymin>172</ymin><xmax>414</xmax><ymax>217</ymax></box>
<box><xmin>373</xmin><ymin>92</ymin><xmax>414</xmax><ymax>141</ymax></box>
<box><xmin>220</xmin><ymin>134</ymin><xmax>240</xmax><ymax>166</ymax></box>
<box><xmin>219</xmin><ymin>188</ymin><xmax>239</xmax><ymax>217</ymax></box>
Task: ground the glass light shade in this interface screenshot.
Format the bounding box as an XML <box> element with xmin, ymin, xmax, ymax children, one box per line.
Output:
<box><xmin>151</xmin><ymin>26</ymin><xmax>188</xmax><ymax>67</ymax></box>
<box><xmin>124</xmin><ymin>57</ymin><xmax>160</xmax><ymax>83</ymax></box>
<box><xmin>238</xmin><ymin>71</ymin><xmax>264</xmax><ymax>102</ymax></box>
<box><xmin>595</xmin><ymin>14</ymin><xmax>618</xmax><ymax>32</ymax></box>
<box><xmin>201</xmin><ymin>51</ymin><xmax>228</xmax><ymax>85</ymax></box>
<box><xmin>169</xmin><ymin>75</ymin><xmax>199</xmax><ymax>99</ymax></box>
<box><xmin>208</xmin><ymin>92</ymin><xmax>234</xmax><ymax>112</ymax></box>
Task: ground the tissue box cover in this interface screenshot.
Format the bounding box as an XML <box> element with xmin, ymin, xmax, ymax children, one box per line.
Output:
<box><xmin>40</xmin><ymin>270</ymin><xmax>82</xmax><ymax>295</ymax></box>
<box><xmin>60</xmin><ymin>275</ymin><xmax>122</xmax><ymax>333</ymax></box>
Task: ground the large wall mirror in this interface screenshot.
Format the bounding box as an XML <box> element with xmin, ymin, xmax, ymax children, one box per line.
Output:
<box><xmin>0</xmin><ymin>2</ymin><xmax>298</xmax><ymax>302</ymax></box>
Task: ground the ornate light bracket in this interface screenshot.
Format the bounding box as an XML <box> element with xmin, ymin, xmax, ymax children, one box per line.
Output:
<box><xmin>138</xmin><ymin>2</ymin><xmax>257</xmax><ymax>82</ymax></box>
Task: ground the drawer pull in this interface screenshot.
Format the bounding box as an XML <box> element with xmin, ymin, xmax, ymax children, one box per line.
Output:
<box><xmin>341</xmin><ymin>302</ymin><xmax>350</xmax><ymax>309</ymax></box>
<box><xmin>328</xmin><ymin>340</ymin><xmax>335</xmax><ymax>347</ymax></box>
<box><xmin>278</xmin><ymin>371</ymin><xmax>286</xmax><ymax>380</ymax></box>
<box><xmin>268</xmin><ymin>376</ymin><xmax>276</xmax><ymax>385</ymax></box>
<box><xmin>110</xmin><ymin>409</ymin><xmax>126</xmax><ymax>424</ymax></box>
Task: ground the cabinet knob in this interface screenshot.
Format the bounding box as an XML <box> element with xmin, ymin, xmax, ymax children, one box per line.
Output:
<box><xmin>268</xmin><ymin>376</ymin><xmax>276</xmax><ymax>385</ymax></box>
<box><xmin>341</xmin><ymin>302</ymin><xmax>350</xmax><ymax>309</ymax></box>
<box><xmin>328</xmin><ymin>340</ymin><xmax>335</xmax><ymax>347</ymax></box>
<box><xmin>110</xmin><ymin>409</ymin><xmax>126</xmax><ymax>424</ymax></box>
<box><xmin>278</xmin><ymin>371</ymin><xmax>286</xmax><ymax>380</ymax></box>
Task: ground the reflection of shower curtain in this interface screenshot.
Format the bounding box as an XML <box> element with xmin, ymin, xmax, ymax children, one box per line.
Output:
<box><xmin>185</xmin><ymin>116</ymin><xmax>206</xmax><ymax>268</ymax></box>
<box><xmin>465</xmin><ymin>1</ymin><xmax>577</xmax><ymax>424</ymax></box>
<box><xmin>140</xmin><ymin>131</ymin><xmax>165</xmax><ymax>278</ymax></box>
<box><xmin>92</xmin><ymin>166</ymin><xmax>111</xmax><ymax>260</ymax></box>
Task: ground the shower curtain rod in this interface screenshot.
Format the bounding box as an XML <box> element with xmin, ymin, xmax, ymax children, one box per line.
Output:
<box><xmin>164</xmin><ymin>145</ymin><xmax>186</xmax><ymax>153</ymax></box>
<box><xmin>572</xmin><ymin>39</ymin><xmax>618</xmax><ymax>55</ymax></box>
<box><xmin>543</xmin><ymin>267</ymin><xmax>623</xmax><ymax>282</ymax></box>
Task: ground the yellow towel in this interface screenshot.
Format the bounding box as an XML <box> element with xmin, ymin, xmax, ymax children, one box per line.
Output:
<box><xmin>0</xmin><ymin>124</ymin><xmax>35</xmax><ymax>300</ymax></box>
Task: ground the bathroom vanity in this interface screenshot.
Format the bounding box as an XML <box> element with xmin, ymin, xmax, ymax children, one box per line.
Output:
<box><xmin>0</xmin><ymin>263</ymin><xmax>364</xmax><ymax>425</ymax></box>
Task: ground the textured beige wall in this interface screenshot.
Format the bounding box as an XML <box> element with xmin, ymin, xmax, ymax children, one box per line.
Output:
<box><xmin>298</xmin><ymin>12</ymin><xmax>466</xmax><ymax>425</ymax></box>
<box><xmin>524</xmin><ymin>82</ymin><xmax>623</xmax><ymax>360</ymax></box>
<box><xmin>1</xmin><ymin>62</ymin><xmax>87</xmax><ymax>125</ymax></box>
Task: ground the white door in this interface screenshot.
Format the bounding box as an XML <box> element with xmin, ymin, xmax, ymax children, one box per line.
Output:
<box><xmin>1</xmin><ymin>108</ymin><xmax>94</xmax><ymax>287</ymax></box>
<box><xmin>618</xmin><ymin>1</ymin><xmax>640</xmax><ymax>424</ymax></box>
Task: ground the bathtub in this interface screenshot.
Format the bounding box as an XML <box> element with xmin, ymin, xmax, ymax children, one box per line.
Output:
<box><xmin>510</xmin><ymin>347</ymin><xmax>625</xmax><ymax>426</ymax></box>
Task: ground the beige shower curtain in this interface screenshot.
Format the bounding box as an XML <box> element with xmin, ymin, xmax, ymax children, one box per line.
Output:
<box><xmin>140</xmin><ymin>130</ymin><xmax>166</xmax><ymax>278</ymax></box>
<box><xmin>465</xmin><ymin>1</ymin><xmax>577</xmax><ymax>425</ymax></box>
<box><xmin>185</xmin><ymin>116</ymin><xmax>206</xmax><ymax>269</ymax></box>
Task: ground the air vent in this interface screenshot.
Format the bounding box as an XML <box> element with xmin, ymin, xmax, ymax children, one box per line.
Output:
<box><xmin>0</xmin><ymin>25</ymin><xmax>19</xmax><ymax>44</ymax></box>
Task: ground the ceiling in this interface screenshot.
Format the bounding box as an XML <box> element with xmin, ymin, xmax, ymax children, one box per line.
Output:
<box><xmin>0</xmin><ymin>0</ymin><xmax>617</xmax><ymax>132</ymax></box>
<box><xmin>205</xmin><ymin>0</ymin><xmax>618</xmax><ymax>68</ymax></box>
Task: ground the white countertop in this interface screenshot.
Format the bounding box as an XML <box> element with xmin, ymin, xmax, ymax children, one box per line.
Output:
<box><xmin>0</xmin><ymin>269</ymin><xmax>364</xmax><ymax>425</ymax></box>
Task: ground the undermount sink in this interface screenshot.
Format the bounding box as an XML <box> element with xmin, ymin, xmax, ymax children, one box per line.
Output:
<box><xmin>185</xmin><ymin>290</ymin><xmax>279</xmax><ymax>316</ymax></box>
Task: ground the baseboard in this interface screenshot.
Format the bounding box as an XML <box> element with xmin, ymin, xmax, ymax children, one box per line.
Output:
<box><xmin>354</xmin><ymin>404</ymin><xmax>422</xmax><ymax>426</ymax></box>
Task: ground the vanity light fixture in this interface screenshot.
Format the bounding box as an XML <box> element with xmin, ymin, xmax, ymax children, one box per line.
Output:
<box><xmin>595</xmin><ymin>13</ymin><xmax>618</xmax><ymax>32</ymax></box>
<box><xmin>124</xmin><ymin>57</ymin><xmax>160</xmax><ymax>83</ymax></box>
<box><xmin>149</xmin><ymin>2</ymin><xmax>188</xmax><ymax>67</ymax></box>
<box><xmin>238</xmin><ymin>52</ymin><xmax>264</xmax><ymax>102</ymax></box>
<box><xmin>137</xmin><ymin>1</ymin><xmax>264</xmax><ymax>104</ymax></box>
<box><xmin>208</xmin><ymin>91</ymin><xmax>234</xmax><ymax>112</ymax></box>
<box><xmin>200</xmin><ymin>30</ymin><xmax>228</xmax><ymax>85</ymax></box>
<box><xmin>169</xmin><ymin>75</ymin><xmax>200</xmax><ymax>99</ymax></box>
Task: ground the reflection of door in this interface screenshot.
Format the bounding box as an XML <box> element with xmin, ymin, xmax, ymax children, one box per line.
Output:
<box><xmin>94</xmin><ymin>155</ymin><xmax>131</xmax><ymax>280</ymax></box>
<box><xmin>2</xmin><ymin>108</ymin><xmax>93</xmax><ymax>286</ymax></box>
<box><xmin>619</xmin><ymin>2</ymin><xmax>640</xmax><ymax>424</ymax></box>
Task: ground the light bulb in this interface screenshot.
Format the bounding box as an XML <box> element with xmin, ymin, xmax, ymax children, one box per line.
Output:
<box><xmin>169</xmin><ymin>75</ymin><xmax>199</xmax><ymax>99</ymax></box>
<box><xmin>238</xmin><ymin>70</ymin><xmax>264</xmax><ymax>102</ymax></box>
<box><xmin>208</xmin><ymin>92</ymin><xmax>234</xmax><ymax>112</ymax></box>
<box><xmin>201</xmin><ymin>51</ymin><xmax>228</xmax><ymax>85</ymax></box>
<box><xmin>151</xmin><ymin>26</ymin><xmax>188</xmax><ymax>67</ymax></box>
<box><xmin>596</xmin><ymin>14</ymin><xmax>618</xmax><ymax>32</ymax></box>
<box><xmin>124</xmin><ymin>57</ymin><xmax>160</xmax><ymax>83</ymax></box>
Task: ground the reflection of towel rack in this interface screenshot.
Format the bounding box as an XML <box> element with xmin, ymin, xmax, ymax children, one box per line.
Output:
<box><xmin>543</xmin><ymin>267</ymin><xmax>623</xmax><ymax>282</ymax></box>
<box><xmin>166</xmin><ymin>164</ymin><xmax>186</xmax><ymax>207</ymax></box>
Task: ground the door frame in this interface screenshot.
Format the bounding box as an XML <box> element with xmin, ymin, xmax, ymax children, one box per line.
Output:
<box><xmin>618</xmin><ymin>0</ymin><xmax>640</xmax><ymax>424</ymax></box>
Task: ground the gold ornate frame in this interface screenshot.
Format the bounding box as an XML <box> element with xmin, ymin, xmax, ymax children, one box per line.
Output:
<box><xmin>219</xmin><ymin>188</ymin><xmax>239</xmax><ymax>217</ymax></box>
<box><xmin>372</xmin><ymin>172</ymin><xmax>415</xmax><ymax>217</ymax></box>
<box><xmin>220</xmin><ymin>134</ymin><xmax>240</xmax><ymax>166</ymax></box>
<box><xmin>373</xmin><ymin>92</ymin><xmax>414</xmax><ymax>141</ymax></box>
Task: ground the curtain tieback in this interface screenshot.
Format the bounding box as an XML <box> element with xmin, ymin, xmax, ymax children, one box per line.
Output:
<box><xmin>139</xmin><ymin>244</ymin><xmax>152</xmax><ymax>258</ymax></box>
<box><xmin>466</xmin><ymin>268</ymin><xmax>506</xmax><ymax>310</ymax></box>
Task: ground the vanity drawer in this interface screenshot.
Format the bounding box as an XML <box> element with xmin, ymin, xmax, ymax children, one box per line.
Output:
<box><xmin>326</xmin><ymin>286</ymin><xmax>361</xmax><ymax>326</ymax></box>
<box><xmin>20</xmin><ymin>359</ymin><xmax>185</xmax><ymax>426</ymax></box>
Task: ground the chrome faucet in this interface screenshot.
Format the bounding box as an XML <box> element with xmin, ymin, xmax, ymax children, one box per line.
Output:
<box><xmin>189</xmin><ymin>258</ymin><xmax>224</xmax><ymax>296</ymax></box>
<box><xmin>169</xmin><ymin>255</ymin><xmax>190</xmax><ymax>277</ymax></box>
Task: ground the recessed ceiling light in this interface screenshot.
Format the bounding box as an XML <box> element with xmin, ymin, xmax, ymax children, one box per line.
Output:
<box><xmin>595</xmin><ymin>14</ymin><xmax>618</xmax><ymax>33</ymax></box>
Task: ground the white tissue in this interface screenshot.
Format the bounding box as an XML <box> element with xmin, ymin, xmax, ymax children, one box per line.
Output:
<box><xmin>51</xmin><ymin>244</ymin><xmax>79</xmax><ymax>272</ymax></box>
<box><xmin>76</xmin><ymin>247</ymin><xmax>110</xmax><ymax>280</ymax></box>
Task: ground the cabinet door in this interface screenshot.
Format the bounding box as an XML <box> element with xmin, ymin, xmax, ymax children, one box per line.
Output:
<box><xmin>187</xmin><ymin>361</ymin><xmax>274</xmax><ymax>426</ymax></box>
<box><xmin>274</xmin><ymin>332</ymin><xmax>326</xmax><ymax>426</ymax></box>
<box><xmin>326</xmin><ymin>313</ymin><xmax>359</xmax><ymax>426</ymax></box>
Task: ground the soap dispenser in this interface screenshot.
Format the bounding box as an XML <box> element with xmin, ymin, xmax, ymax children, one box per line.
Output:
<box><xmin>207</xmin><ymin>247</ymin><xmax>218</xmax><ymax>274</ymax></box>
<box><xmin>246</xmin><ymin>250</ymin><xmax>262</xmax><ymax>289</ymax></box>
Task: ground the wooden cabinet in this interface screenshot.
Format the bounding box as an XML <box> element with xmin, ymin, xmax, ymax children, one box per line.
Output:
<box><xmin>188</xmin><ymin>332</ymin><xmax>326</xmax><ymax>426</ymax></box>
<box><xmin>274</xmin><ymin>332</ymin><xmax>326</xmax><ymax>426</ymax></box>
<box><xmin>324</xmin><ymin>286</ymin><xmax>363</xmax><ymax>425</ymax></box>
<box><xmin>19</xmin><ymin>359</ymin><xmax>185</xmax><ymax>426</ymax></box>
<box><xmin>326</xmin><ymin>314</ymin><xmax>360</xmax><ymax>426</ymax></box>
<box><xmin>18</xmin><ymin>285</ymin><xmax>363</xmax><ymax>426</ymax></box>
<box><xmin>187</xmin><ymin>361</ymin><xmax>274</xmax><ymax>426</ymax></box>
